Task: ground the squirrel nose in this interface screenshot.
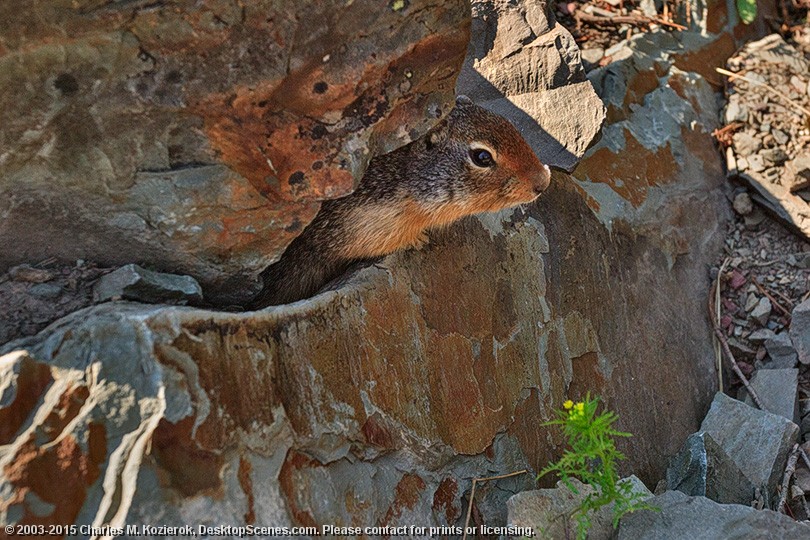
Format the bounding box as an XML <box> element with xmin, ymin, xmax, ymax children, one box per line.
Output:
<box><xmin>531</xmin><ymin>164</ymin><xmax>551</xmax><ymax>195</ymax></box>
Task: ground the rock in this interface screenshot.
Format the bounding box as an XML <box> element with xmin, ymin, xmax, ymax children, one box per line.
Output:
<box><xmin>740</xmin><ymin>369</ymin><xmax>799</xmax><ymax>423</ymax></box>
<box><xmin>0</xmin><ymin>11</ymin><xmax>737</xmax><ymax>532</ymax></box>
<box><xmin>801</xmin><ymin>415</ymin><xmax>810</xmax><ymax>444</ymax></box>
<box><xmin>732</xmin><ymin>132</ymin><xmax>762</xmax><ymax>157</ymax></box>
<box><xmin>761</xmin><ymin>147</ymin><xmax>788</xmax><ymax>166</ymax></box>
<box><xmin>791</xmin><ymin>299</ymin><xmax>810</xmax><ymax>364</ymax></box>
<box><xmin>748</xmin><ymin>154</ymin><xmax>766</xmax><ymax>173</ymax></box>
<box><xmin>0</xmin><ymin>0</ymin><xmax>471</xmax><ymax>305</ymax></box>
<box><xmin>617</xmin><ymin>491</ymin><xmax>810</xmax><ymax>538</ymax></box>
<box><xmin>7</xmin><ymin>264</ymin><xmax>55</xmax><ymax>284</ymax></box>
<box><xmin>457</xmin><ymin>2</ymin><xmax>604</xmax><ymax>172</ymax></box>
<box><xmin>748</xmin><ymin>328</ymin><xmax>776</xmax><ymax>342</ymax></box>
<box><xmin>581</xmin><ymin>47</ymin><xmax>605</xmax><ymax>70</ymax></box>
<box><xmin>787</xmin><ymin>154</ymin><xmax>810</xmax><ymax>192</ymax></box>
<box><xmin>27</xmin><ymin>283</ymin><xmax>63</xmax><ymax>300</ymax></box>
<box><xmin>725</xmin><ymin>36</ymin><xmax>810</xmax><ymax>240</ymax></box>
<box><xmin>724</xmin><ymin>98</ymin><xmax>748</xmax><ymax>124</ymax></box>
<box><xmin>789</xmin><ymin>253</ymin><xmax>810</xmax><ymax>269</ymax></box>
<box><xmin>666</xmin><ymin>432</ymin><xmax>755</xmax><ymax>505</ymax></box>
<box><xmin>700</xmin><ymin>392</ymin><xmax>799</xmax><ymax>505</ymax></box>
<box><xmin>732</xmin><ymin>192</ymin><xmax>753</xmax><ymax>215</ymax></box>
<box><xmin>795</xmin><ymin>468</ymin><xmax>810</xmax><ymax>492</ymax></box>
<box><xmin>93</xmin><ymin>264</ymin><xmax>203</xmax><ymax>305</ymax></box>
<box><xmin>750</xmin><ymin>297</ymin><xmax>772</xmax><ymax>325</ymax></box>
<box><xmin>507</xmin><ymin>476</ymin><xmax>652</xmax><ymax>540</ymax></box>
<box><xmin>763</xmin><ymin>333</ymin><xmax>798</xmax><ymax>369</ymax></box>
<box><xmin>638</xmin><ymin>0</ymin><xmax>657</xmax><ymax>16</ymax></box>
<box><xmin>744</xmin><ymin>293</ymin><xmax>760</xmax><ymax>312</ymax></box>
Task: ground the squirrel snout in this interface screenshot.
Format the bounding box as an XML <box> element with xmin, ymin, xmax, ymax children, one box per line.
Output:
<box><xmin>530</xmin><ymin>164</ymin><xmax>552</xmax><ymax>195</ymax></box>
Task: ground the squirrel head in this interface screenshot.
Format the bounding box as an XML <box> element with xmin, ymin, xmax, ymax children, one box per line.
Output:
<box><xmin>419</xmin><ymin>95</ymin><xmax>551</xmax><ymax>214</ymax></box>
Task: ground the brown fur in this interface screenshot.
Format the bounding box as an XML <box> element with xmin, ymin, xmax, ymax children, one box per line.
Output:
<box><xmin>249</xmin><ymin>96</ymin><xmax>551</xmax><ymax>308</ymax></box>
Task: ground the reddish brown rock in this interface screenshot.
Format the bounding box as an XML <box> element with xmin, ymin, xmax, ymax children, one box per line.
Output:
<box><xmin>0</xmin><ymin>0</ymin><xmax>470</xmax><ymax>304</ymax></box>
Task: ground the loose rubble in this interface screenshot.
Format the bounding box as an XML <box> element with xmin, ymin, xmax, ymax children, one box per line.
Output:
<box><xmin>722</xmin><ymin>35</ymin><xmax>810</xmax><ymax>239</ymax></box>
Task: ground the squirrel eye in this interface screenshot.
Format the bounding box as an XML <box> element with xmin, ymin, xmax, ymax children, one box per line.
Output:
<box><xmin>470</xmin><ymin>148</ymin><xmax>494</xmax><ymax>168</ymax></box>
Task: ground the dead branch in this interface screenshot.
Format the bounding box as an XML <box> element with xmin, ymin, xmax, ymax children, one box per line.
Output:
<box><xmin>708</xmin><ymin>275</ymin><xmax>765</xmax><ymax>409</ymax></box>
<box><xmin>462</xmin><ymin>470</ymin><xmax>528</xmax><ymax>540</ymax></box>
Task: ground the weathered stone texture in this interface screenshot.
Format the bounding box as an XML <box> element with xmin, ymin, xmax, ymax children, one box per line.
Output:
<box><xmin>457</xmin><ymin>0</ymin><xmax>605</xmax><ymax>171</ymax></box>
<box><xmin>0</xmin><ymin>0</ymin><xmax>471</xmax><ymax>304</ymax></box>
<box><xmin>0</xmin><ymin>4</ymin><xmax>735</xmax><ymax>536</ymax></box>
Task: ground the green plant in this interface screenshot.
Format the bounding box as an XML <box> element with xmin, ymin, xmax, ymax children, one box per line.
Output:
<box><xmin>736</xmin><ymin>0</ymin><xmax>757</xmax><ymax>24</ymax></box>
<box><xmin>539</xmin><ymin>395</ymin><xmax>656</xmax><ymax>540</ymax></box>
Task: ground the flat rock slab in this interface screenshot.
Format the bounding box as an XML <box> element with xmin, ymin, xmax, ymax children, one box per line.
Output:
<box><xmin>666</xmin><ymin>432</ymin><xmax>755</xmax><ymax>506</ymax></box>
<box><xmin>507</xmin><ymin>476</ymin><xmax>652</xmax><ymax>540</ymax></box>
<box><xmin>93</xmin><ymin>264</ymin><xmax>203</xmax><ymax>305</ymax></box>
<box><xmin>700</xmin><ymin>392</ymin><xmax>798</xmax><ymax>505</ymax></box>
<box><xmin>618</xmin><ymin>490</ymin><xmax>810</xmax><ymax>539</ymax></box>
<box><xmin>741</xmin><ymin>368</ymin><xmax>799</xmax><ymax>424</ymax></box>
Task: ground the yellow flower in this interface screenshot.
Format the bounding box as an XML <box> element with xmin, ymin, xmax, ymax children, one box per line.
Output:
<box><xmin>563</xmin><ymin>400</ymin><xmax>574</xmax><ymax>410</ymax></box>
<box><xmin>575</xmin><ymin>402</ymin><xmax>585</xmax><ymax>414</ymax></box>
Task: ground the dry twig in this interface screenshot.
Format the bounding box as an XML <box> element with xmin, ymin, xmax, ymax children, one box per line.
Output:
<box><xmin>778</xmin><ymin>444</ymin><xmax>800</xmax><ymax>513</ymax></box>
<box><xmin>575</xmin><ymin>12</ymin><xmax>687</xmax><ymax>31</ymax></box>
<box><xmin>462</xmin><ymin>470</ymin><xmax>528</xmax><ymax>540</ymax></box>
<box><xmin>708</xmin><ymin>275</ymin><xmax>765</xmax><ymax>409</ymax></box>
<box><xmin>714</xmin><ymin>258</ymin><xmax>730</xmax><ymax>393</ymax></box>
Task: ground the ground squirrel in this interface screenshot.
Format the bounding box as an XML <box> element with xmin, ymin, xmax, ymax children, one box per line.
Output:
<box><xmin>249</xmin><ymin>95</ymin><xmax>551</xmax><ymax>308</ymax></box>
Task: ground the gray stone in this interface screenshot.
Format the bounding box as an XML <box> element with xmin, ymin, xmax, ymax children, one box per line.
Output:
<box><xmin>740</xmin><ymin>369</ymin><xmax>799</xmax><ymax>423</ymax></box>
<box><xmin>27</xmin><ymin>283</ymin><xmax>63</xmax><ymax>300</ymax></box>
<box><xmin>581</xmin><ymin>47</ymin><xmax>605</xmax><ymax>69</ymax></box>
<box><xmin>764</xmin><ymin>332</ymin><xmax>798</xmax><ymax>368</ymax></box>
<box><xmin>748</xmin><ymin>154</ymin><xmax>766</xmax><ymax>173</ymax></box>
<box><xmin>761</xmin><ymin>147</ymin><xmax>789</xmax><ymax>165</ymax></box>
<box><xmin>748</xmin><ymin>328</ymin><xmax>776</xmax><ymax>342</ymax></box>
<box><xmin>93</xmin><ymin>264</ymin><xmax>203</xmax><ymax>305</ymax></box>
<box><xmin>457</xmin><ymin>4</ymin><xmax>604</xmax><ymax>172</ymax></box>
<box><xmin>638</xmin><ymin>0</ymin><xmax>657</xmax><ymax>16</ymax></box>
<box><xmin>724</xmin><ymin>99</ymin><xmax>748</xmax><ymax>124</ymax></box>
<box><xmin>750</xmin><ymin>297</ymin><xmax>772</xmax><ymax>325</ymax></box>
<box><xmin>732</xmin><ymin>132</ymin><xmax>762</xmax><ymax>157</ymax></box>
<box><xmin>801</xmin><ymin>415</ymin><xmax>810</xmax><ymax>444</ymax></box>
<box><xmin>787</xmin><ymin>154</ymin><xmax>810</xmax><ymax>192</ymax></box>
<box><xmin>507</xmin><ymin>476</ymin><xmax>652</xmax><ymax>540</ymax></box>
<box><xmin>617</xmin><ymin>491</ymin><xmax>810</xmax><ymax>539</ymax></box>
<box><xmin>732</xmin><ymin>192</ymin><xmax>753</xmax><ymax>215</ymax></box>
<box><xmin>666</xmin><ymin>432</ymin><xmax>755</xmax><ymax>505</ymax></box>
<box><xmin>700</xmin><ymin>392</ymin><xmax>799</xmax><ymax>505</ymax></box>
<box><xmin>790</xmin><ymin>299</ymin><xmax>810</xmax><ymax>364</ymax></box>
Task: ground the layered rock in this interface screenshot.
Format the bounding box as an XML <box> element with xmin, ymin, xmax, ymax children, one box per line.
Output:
<box><xmin>0</xmin><ymin>0</ymin><xmax>471</xmax><ymax>304</ymax></box>
<box><xmin>0</xmin><ymin>1</ymin><xmax>740</xmax><ymax>536</ymax></box>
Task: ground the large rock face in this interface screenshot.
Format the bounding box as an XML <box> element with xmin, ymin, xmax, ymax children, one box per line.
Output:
<box><xmin>0</xmin><ymin>0</ymin><xmax>470</xmax><ymax>304</ymax></box>
<box><xmin>0</xmin><ymin>1</ymin><xmax>737</xmax><ymax>535</ymax></box>
<box><xmin>457</xmin><ymin>0</ymin><xmax>604</xmax><ymax>171</ymax></box>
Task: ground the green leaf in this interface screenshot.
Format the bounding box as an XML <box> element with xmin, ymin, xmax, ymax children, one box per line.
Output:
<box><xmin>736</xmin><ymin>0</ymin><xmax>757</xmax><ymax>24</ymax></box>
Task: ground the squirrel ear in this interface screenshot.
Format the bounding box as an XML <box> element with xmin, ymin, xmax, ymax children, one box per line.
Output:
<box><xmin>455</xmin><ymin>95</ymin><xmax>473</xmax><ymax>107</ymax></box>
